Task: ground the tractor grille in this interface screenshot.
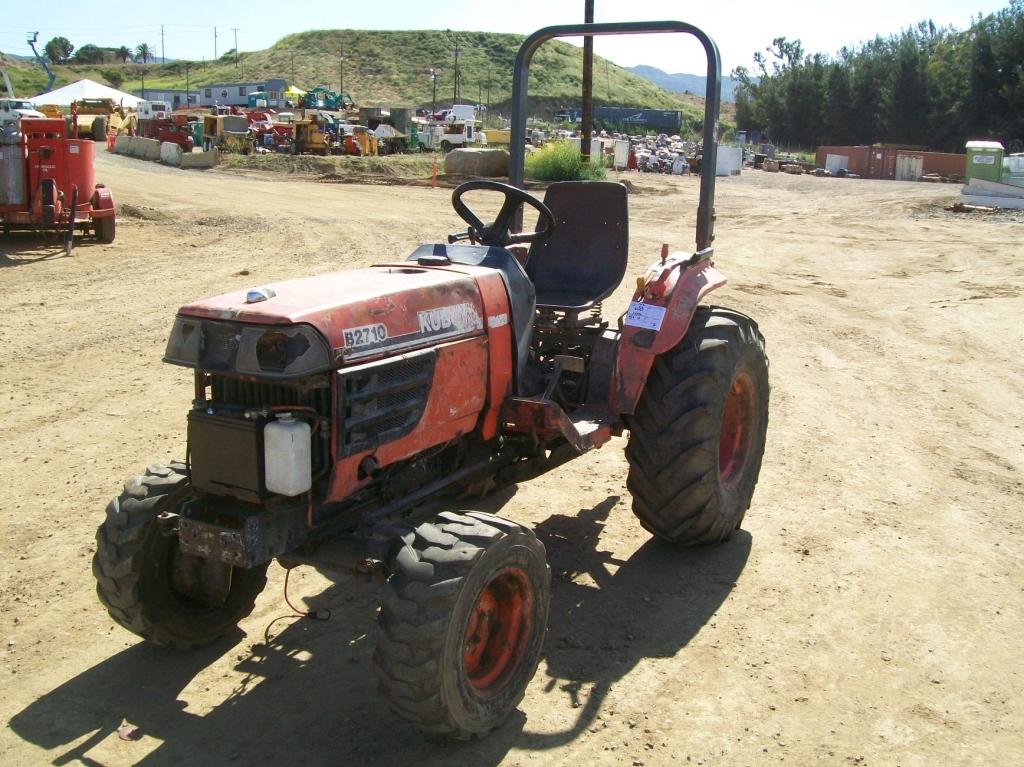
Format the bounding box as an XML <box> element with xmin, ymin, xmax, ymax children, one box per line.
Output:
<box><xmin>209</xmin><ymin>375</ymin><xmax>331</xmax><ymax>473</ymax></box>
<box><xmin>338</xmin><ymin>351</ymin><xmax>436</xmax><ymax>457</ymax></box>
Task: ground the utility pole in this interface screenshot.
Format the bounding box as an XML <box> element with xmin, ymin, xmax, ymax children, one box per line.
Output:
<box><xmin>214</xmin><ymin>27</ymin><xmax>218</xmax><ymax>60</ymax></box>
<box><xmin>339</xmin><ymin>50</ymin><xmax>345</xmax><ymax>95</ymax></box>
<box><xmin>160</xmin><ymin>25</ymin><xmax>165</xmax><ymax>65</ymax></box>
<box><xmin>581</xmin><ymin>0</ymin><xmax>595</xmax><ymax>164</ymax></box>
<box><xmin>485</xmin><ymin>64</ymin><xmax>491</xmax><ymax>125</ymax></box>
<box><xmin>429</xmin><ymin>68</ymin><xmax>438</xmax><ymax>116</ymax></box>
<box><xmin>232</xmin><ymin>28</ymin><xmax>239</xmax><ymax>69</ymax></box>
<box><xmin>447</xmin><ymin>30</ymin><xmax>459</xmax><ymax>104</ymax></box>
<box><xmin>185</xmin><ymin>62</ymin><xmax>189</xmax><ymax>106</ymax></box>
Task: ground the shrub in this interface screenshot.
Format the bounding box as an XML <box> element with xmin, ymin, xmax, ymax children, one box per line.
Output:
<box><xmin>524</xmin><ymin>140</ymin><xmax>606</xmax><ymax>181</ymax></box>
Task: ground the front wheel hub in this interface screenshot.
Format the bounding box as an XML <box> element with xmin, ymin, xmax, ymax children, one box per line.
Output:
<box><xmin>463</xmin><ymin>568</ymin><xmax>533</xmax><ymax>694</ymax></box>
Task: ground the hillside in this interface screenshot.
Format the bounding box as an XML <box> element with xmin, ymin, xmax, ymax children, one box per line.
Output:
<box><xmin>627</xmin><ymin>65</ymin><xmax>747</xmax><ymax>103</ymax></box>
<box><xmin>3</xmin><ymin>30</ymin><xmax>706</xmax><ymax>124</ymax></box>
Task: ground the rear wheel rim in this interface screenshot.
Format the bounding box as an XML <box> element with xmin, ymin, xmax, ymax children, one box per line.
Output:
<box><xmin>463</xmin><ymin>568</ymin><xmax>532</xmax><ymax>694</ymax></box>
<box><xmin>719</xmin><ymin>373</ymin><xmax>755</xmax><ymax>487</ymax></box>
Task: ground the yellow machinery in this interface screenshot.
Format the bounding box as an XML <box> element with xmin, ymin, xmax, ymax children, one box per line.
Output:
<box><xmin>292</xmin><ymin>118</ymin><xmax>332</xmax><ymax>155</ymax></box>
<box><xmin>201</xmin><ymin>114</ymin><xmax>251</xmax><ymax>153</ymax></box>
<box><xmin>72</xmin><ymin>99</ymin><xmax>118</xmax><ymax>140</ymax></box>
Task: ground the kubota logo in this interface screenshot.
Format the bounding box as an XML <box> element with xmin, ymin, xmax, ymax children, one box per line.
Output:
<box><xmin>417</xmin><ymin>303</ymin><xmax>482</xmax><ymax>335</ymax></box>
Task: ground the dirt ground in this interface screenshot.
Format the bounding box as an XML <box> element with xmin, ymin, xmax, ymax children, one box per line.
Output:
<box><xmin>1</xmin><ymin>152</ymin><xmax>1022</xmax><ymax>767</ymax></box>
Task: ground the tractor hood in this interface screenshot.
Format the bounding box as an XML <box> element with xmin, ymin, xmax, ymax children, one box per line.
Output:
<box><xmin>172</xmin><ymin>264</ymin><xmax>485</xmax><ymax>369</ymax></box>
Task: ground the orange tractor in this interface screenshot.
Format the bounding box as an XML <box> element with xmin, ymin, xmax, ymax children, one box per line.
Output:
<box><xmin>92</xmin><ymin>21</ymin><xmax>767</xmax><ymax>738</ymax></box>
<box><xmin>1</xmin><ymin>117</ymin><xmax>115</xmax><ymax>251</ymax></box>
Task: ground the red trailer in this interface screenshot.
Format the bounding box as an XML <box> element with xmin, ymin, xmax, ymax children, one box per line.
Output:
<box><xmin>0</xmin><ymin>118</ymin><xmax>116</xmax><ymax>252</ymax></box>
<box><xmin>137</xmin><ymin>114</ymin><xmax>195</xmax><ymax>153</ymax></box>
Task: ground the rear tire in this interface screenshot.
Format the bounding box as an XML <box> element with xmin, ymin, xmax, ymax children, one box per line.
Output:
<box><xmin>625</xmin><ymin>306</ymin><xmax>769</xmax><ymax>544</ymax></box>
<box><xmin>93</xmin><ymin>463</ymin><xmax>269</xmax><ymax>649</ymax></box>
<box><xmin>375</xmin><ymin>511</ymin><xmax>550</xmax><ymax>739</ymax></box>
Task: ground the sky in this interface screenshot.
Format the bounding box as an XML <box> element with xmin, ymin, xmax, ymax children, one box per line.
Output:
<box><xmin>0</xmin><ymin>0</ymin><xmax>1010</xmax><ymax>77</ymax></box>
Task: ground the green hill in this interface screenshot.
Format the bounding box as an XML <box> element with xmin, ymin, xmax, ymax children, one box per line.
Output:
<box><xmin>3</xmin><ymin>29</ymin><xmax>702</xmax><ymax>122</ymax></box>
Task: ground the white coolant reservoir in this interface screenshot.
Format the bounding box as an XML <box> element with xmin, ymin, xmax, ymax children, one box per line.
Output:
<box><xmin>264</xmin><ymin>413</ymin><xmax>312</xmax><ymax>496</ymax></box>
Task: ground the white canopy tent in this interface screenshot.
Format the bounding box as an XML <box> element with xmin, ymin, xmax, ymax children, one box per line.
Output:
<box><xmin>31</xmin><ymin>79</ymin><xmax>143</xmax><ymax>109</ymax></box>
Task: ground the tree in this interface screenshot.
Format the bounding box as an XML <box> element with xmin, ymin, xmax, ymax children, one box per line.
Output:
<box><xmin>44</xmin><ymin>36</ymin><xmax>73</xmax><ymax>64</ymax></box>
<box><xmin>116</xmin><ymin>46</ymin><xmax>132</xmax><ymax>64</ymax></box>
<box><xmin>73</xmin><ymin>44</ymin><xmax>106</xmax><ymax>65</ymax></box>
<box><xmin>135</xmin><ymin>43</ymin><xmax>153</xmax><ymax>64</ymax></box>
<box><xmin>101</xmin><ymin>69</ymin><xmax>124</xmax><ymax>89</ymax></box>
<box><xmin>734</xmin><ymin>3</ymin><xmax>1024</xmax><ymax>151</ymax></box>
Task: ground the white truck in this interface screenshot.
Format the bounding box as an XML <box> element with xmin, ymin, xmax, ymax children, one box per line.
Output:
<box><xmin>137</xmin><ymin>100</ymin><xmax>172</xmax><ymax>120</ymax></box>
<box><xmin>0</xmin><ymin>98</ymin><xmax>45</xmax><ymax>125</ymax></box>
<box><xmin>417</xmin><ymin>104</ymin><xmax>487</xmax><ymax>152</ymax></box>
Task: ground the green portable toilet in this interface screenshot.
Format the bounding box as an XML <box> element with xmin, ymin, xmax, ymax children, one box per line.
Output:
<box><xmin>191</xmin><ymin>120</ymin><xmax>203</xmax><ymax>148</ymax></box>
<box><xmin>965</xmin><ymin>141</ymin><xmax>1004</xmax><ymax>183</ymax></box>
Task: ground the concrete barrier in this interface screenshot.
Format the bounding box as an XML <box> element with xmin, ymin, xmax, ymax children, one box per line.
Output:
<box><xmin>113</xmin><ymin>135</ymin><xmax>131</xmax><ymax>156</ymax></box>
<box><xmin>160</xmin><ymin>141</ymin><xmax>183</xmax><ymax>167</ymax></box>
<box><xmin>444</xmin><ymin>148</ymin><xmax>509</xmax><ymax>177</ymax></box>
<box><xmin>126</xmin><ymin>136</ymin><xmax>161</xmax><ymax>161</ymax></box>
<box><xmin>180</xmin><ymin>148</ymin><xmax>219</xmax><ymax>169</ymax></box>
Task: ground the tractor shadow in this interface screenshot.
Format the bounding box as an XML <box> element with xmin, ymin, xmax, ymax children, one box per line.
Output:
<box><xmin>0</xmin><ymin>233</ymin><xmax>104</xmax><ymax>266</ymax></box>
<box><xmin>526</xmin><ymin>497</ymin><xmax>751</xmax><ymax>748</ymax></box>
<box><xmin>8</xmin><ymin>492</ymin><xmax>748</xmax><ymax>766</ymax></box>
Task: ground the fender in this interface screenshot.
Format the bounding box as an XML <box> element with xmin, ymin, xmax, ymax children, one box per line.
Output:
<box><xmin>90</xmin><ymin>185</ymin><xmax>115</xmax><ymax>219</ymax></box>
<box><xmin>613</xmin><ymin>252</ymin><xmax>726</xmax><ymax>415</ymax></box>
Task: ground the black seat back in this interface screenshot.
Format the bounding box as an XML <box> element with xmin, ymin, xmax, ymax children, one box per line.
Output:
<box><xmin>525</xmin><ymin>181</ymin><xmax>629</xmax><ymax>309</ymax></box>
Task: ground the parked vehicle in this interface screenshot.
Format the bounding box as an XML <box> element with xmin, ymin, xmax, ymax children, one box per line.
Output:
<box><xmin>1</xmin><ymin>117</ymin><xmax>115</xmax><ymax>250</ymax></box>
<box><xmin>92</xmin><ymin>19</ymin><xmax>766</xmax><ymax>742</ymax></box>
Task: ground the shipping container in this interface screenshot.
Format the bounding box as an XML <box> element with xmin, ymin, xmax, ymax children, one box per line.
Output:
<box><xmin>815</xmin><ymin>145</ymin><xmax>964</xmax><ymax>180</ymax></box>
<box><xmin>558</xmin><ymin>107</ymin><xmax>682</xmax><ymax>134</ymax></box>
<box><xmin>815</xmin><ymin>145</ymin><xmax>870</xmax><ymax>176</ymax></box>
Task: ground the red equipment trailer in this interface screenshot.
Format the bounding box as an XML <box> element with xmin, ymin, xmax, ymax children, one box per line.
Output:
<box><xmin>0</xmin><ymin>117</ymin><xmax>116</xmax><ymax>251</ymax></box>
<box><xmin>137</xmin><ymin>114</ymin><xmax>195</xmax><ymax>153</ymax></box>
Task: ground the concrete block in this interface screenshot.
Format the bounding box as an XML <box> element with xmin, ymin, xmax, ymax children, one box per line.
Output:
<box><xmin>444</xmin><ymin>148</ymin><xmax>509</xmax><ymax>177</ymax></box>
<box><xmin>180</xmin><ymin>148</ymin><xmax>219</xmax><ymax>169</ymax></box>
<box><xmin>113</xmin><ymin>135</ymin><xmax>131</xmax><ymax>155</ymax></box>
<box><xmin>160</xmin><ymin>141</ymin><xmax>183</xmax><ymax>167</ymax></box>
<box><xmin>131</xmin><ymin>137</ymin><xmax>161</xmax><ymax>161</ymax></box>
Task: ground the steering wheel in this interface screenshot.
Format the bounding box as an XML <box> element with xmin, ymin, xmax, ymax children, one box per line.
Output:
<box><xmin>449</xmin><ymin>180</ymin><xmax>555</xmax><ymax>247</ymax></box>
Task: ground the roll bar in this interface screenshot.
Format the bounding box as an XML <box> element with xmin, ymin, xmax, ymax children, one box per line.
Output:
<box><xmin>509</xmin><ymin>21</ymin><xmax>721</xmax><ymax>253</ymax></box>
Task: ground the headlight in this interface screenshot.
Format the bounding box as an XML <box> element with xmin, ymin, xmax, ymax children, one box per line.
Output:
<box><xmin>163</xmin><ymin>317</ymin><xmax>331</xmax><ymax>378</ymax></box>
<box><xmin>163</xmin><ymin>316</ymin><xmax>202</xmax><ymax>367</ymax></box>
<box><xmin>236</xmin><ymin>325</ymin><xmax>331</xmax><ymax>377</ymax></box>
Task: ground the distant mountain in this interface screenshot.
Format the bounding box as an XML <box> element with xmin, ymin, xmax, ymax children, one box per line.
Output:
<box><xmin>627</xmin><ymin>65</ymin><xmax>748</xmax><ymax>103</ymax></box>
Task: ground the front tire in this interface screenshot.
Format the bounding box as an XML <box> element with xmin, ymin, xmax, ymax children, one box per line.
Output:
<box><xmin>91</xmin><ymin>116</ymin><xmax>108</xmax><ymax>141</ymax></box>
<box><xmin>93</xmin><ymin>463</ymin><xmax>269</xmax><ymax>649</ymax></box>
<box><xmin>626</xmin><ymin>306</ymin><xmax>769</xmax><ymax>544</ymax></box>
<box><xmin>375</xmin><ymin>511</ymin><xmax>550</xmax><ymax>739</ymax></box>
<box><xmin>95</xmin><ymin>215</ymin><xmax>115</xmax><ymax>243</ymax></box>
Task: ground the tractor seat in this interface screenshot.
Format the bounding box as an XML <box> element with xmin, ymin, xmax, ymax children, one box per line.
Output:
<box><xmin>407</xmin><ymin>244</ymin><xmax>535</xmax><ymax>392</ymax></box>
<box><xmin>525</xmin><ymin>181</ymin><xmax>629</xmax><ymax>311</ymax></box>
